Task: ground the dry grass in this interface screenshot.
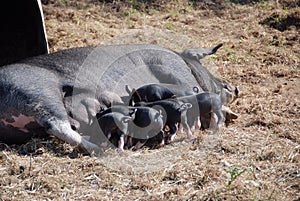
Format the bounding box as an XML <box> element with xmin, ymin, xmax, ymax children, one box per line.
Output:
<box><xmin>1</xmin><ymin>0</ymin><xmax>299</xmax><ymax>200</ymax></box>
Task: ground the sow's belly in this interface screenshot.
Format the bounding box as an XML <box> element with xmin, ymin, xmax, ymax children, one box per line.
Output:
<box><xmin>0</xmin><ymin>113</ymin><xmax>47</xmax><ymax>144</ymax></box>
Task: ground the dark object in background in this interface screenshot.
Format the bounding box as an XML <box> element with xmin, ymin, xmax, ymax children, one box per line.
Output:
<box><xmin>0</xmin><ymin>0</ymin><xmax>48</xmax><ymax>66</ymax></box>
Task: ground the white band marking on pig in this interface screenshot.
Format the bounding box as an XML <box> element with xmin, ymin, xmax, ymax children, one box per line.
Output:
<box><xmin>1</xmin><ymin>114</ymin><xmax>35</xmax><ymax>133</ymax></box>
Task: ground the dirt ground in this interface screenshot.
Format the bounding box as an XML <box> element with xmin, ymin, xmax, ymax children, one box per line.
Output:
<box><xmin>1</xmin><ymin>0</ymin><xmax>299</xmax><ymax>200</ymax></box>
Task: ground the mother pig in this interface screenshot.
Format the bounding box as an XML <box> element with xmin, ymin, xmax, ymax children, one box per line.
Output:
<box><xmin>0</xmin><ymin>43</ymin><xmax>238</xmax><ymax>154</ymax></box>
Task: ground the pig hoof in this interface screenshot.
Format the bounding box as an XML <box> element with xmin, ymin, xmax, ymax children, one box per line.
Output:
<box><xmin>165</xmin><ymin>138</ymin><xmax>173</xmax><ymax>144</ymax></box>
<box><xmin>168</xmin><ymin>133</ymin><xmax>177</xmax><ymax>142</ymax></box>
<box><xmin>207</xmin><ymin>130</ymin><xmax>215</xmax><ymax>135</ymax></box>
<box><xmin>101</xmin><ymin>141</ymin><xmax>108</xmax><ymax>148</ymax></box>
<box><xmin>159</xmin><ymin>139</ymin><xmax>165</xmax><ymax>147</ymax></box>
<box><xmin>117</xmin><ymin>149</ymin><xmax>125</xmax><ymax>156</ymax></box>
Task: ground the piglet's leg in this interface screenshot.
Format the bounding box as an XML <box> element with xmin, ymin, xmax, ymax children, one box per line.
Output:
<box><xmin>156</xmin><ymin>130</ymin><xmax>165</xmax><ymax>147</ymax></box>
<box><xmin>178</xmin><ymin>123</ymin><xmax>184</xmax><ymax>134</ymax></box>
<box><xmin>159</xmin><ymin>139</ymin><xmax>165</xmax><ymax>147</ymax></box>
<box><xmin>166</xmin><ymin>124</ymin><xmax>178</xmax><ymax>144</ymax></box>
<box><xmin>101</xmin><ymin>132</ymin><xmax>111</xmax><ymax>148</ymax></box>
<box><xmin>215</xmin><ymin>108</ymin><xmax>225</xmax><ymax>130</ymax></box>
<box><xmin>181</xmin><ymin>116</ymin><xmax>193</xmax><ymax>138</ymax></box>
<box><xmin>118</xmin><ymin>135</ymin><xmax>125</xmax><ymax>152</ymax></box>
<box><xmin>181</xmin><ymin>120</ymin><xmax>193</xmax><ymax>139</ymax></box>
<box><xmin>134</xmin><ymin>140</ymin><xmax>146</xmax><ymax>150</ymax></box>
<box><xmin>208</xmin><ymin>112</ymin><xmax>218</xmax><ymax>134</ymax></box>
<box><xmin>185</xmin><ymin>125</ymin><xmax>193</xmax><ymax>139</ymax></box>
<box><xmin>125</xmin><ymin>135</ymin><xmax>133</xmax><ymax>148</ymax></box>
<box><xmin>195</xmin><ymin>116</ymin><xmax>201</xmax><ymax>130</ymax></box>
<box><xmin>124</xmin><ymin>135</ymin><xmax>128</xmax><ymax>145</ymax></box>
<box><xmin>222</xmin><ymin>105</ymin><xmax>238</xmax><ymax>119</ymax></box>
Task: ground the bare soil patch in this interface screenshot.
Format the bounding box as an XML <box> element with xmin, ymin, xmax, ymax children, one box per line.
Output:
<box><xmin>1</xmin><ymin>0</ymin><xmax>299</xmax><ymax>200</ymax></box>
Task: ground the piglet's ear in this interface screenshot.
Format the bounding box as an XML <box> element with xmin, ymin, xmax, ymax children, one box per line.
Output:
<box><xmin>185</xmin><ymin>103</ymin><xmax>192</xmax><ymax>108</ymax></box>
<box><xmin>154</xmin><ymin>110</ymin><xmax>163</xmax><ymax>122</ymax></box>
<box><xmin>129</xmin><ymin>108</ymin><xmax>137</xmax><ymax>119</ymax></box>
<box><xmin>178</xmin><ymin>103</ymin><xmax>192</xmax><ymax>112</ymax></box>
<box><xmin>125</xmin><ymin>85</ymin><xmax>133</xmax><ymax>95</ymax></box>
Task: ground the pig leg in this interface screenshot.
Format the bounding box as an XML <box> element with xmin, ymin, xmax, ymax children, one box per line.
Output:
<box><xmin>42</xmin><ymin>119</ymin><xmax>100</xmax><ymax>155</ymax></box>
<box><xmin>134</xmin><ymin>140</ymin><xmax>146</xmax><ymax>150</ymax></box>
<box><xmin>125</xmin><ymin>135</ymin><xmax>133</xmax><ymax>148</ymax></box>
<box><xmin>100</xmin><ymin>131</ymin><xmax>111</xmax><ymax>148</ymax></box>
<box><xmin>118</xmin><ymin>134</ymin><xmax>125</xmax><ymax>152</ymax></box>
<box><xmin>222</xmin><ymin>105</ymin><xmax>238</xmax><ymax>119</ymax></box>
<box><xmin>200</xmin><ymin>115</ymin><xmax>210</xmax><ymax>130</ymax></box>
<box><xmin>195</xmin><ymin>116</ymin><xmax>201</xmax><ymax>130</ymax></box>
<box><xmin>222</xmin><ymin>105</ymin><xmax>238</xmax><ymax>126</ymax></box>
<box><xmin>157</xmin><ymin>130</ymin><xmax>165</xmax><ymax>147</ymax></box>
<box><xmin>181</xmin><ymin>116</ymin><xmax>193</xmax><ymax>138</ymax></box>
<box><xmin>36</xmin><ymin>100</ymin><xmax>101</xmax><ymax>155</ymax></box>
<box><xmin>178</xmin><ymin>123</ymin><xmax>184</xmax><ymax>134</ymax></box>
<box><xmin>187</xmin><ymin>114</ymin><xmax>197</xmax><ymax>131</ymax></box>
<box><xmin>159</xmin><ymin>138</ymin><xmax>165</xmax><ymax>147</ymax></box>
<box><xmin>215</xmin><ymin>108</ymin><xmax>225</xmax><ymax>129</ymax></box>
<box><xmin>181</xmin><ymin>121</ymin><xmax>193</xmax><ymax>139</ymax></box>
<box><xmin>124</xmin><ymin>135</ymin><xmax>128</xmax><ymax>145</ymax></box>
<box><xmin>166</xmin><ymin>124</ymin><xmax>178</xmax><ymax>144</ymax></box>
<box><xmin>208</xmin><ymin>112</ymin><xmax>218</xmax><ymax>133</ymax></box>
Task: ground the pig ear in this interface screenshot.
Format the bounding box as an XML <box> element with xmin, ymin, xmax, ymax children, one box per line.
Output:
<box><xmin>154</xmin><ymin>109</ymin><xmax>163</xmax><ymax>121</ymax></box>
<box><xmin>129</xmin><ymin>108</ymin><xmax>137</xmax><ymax>119</ymax></box>
<box><xmin>130</xmin><ymin>86</ymin><xmax>139</xmax><ymax>97</ymax></box>
<box><xmin>178</xmin><ymin>103</ymin><xmax>192</xmax><ymax>112</ymax></box>
<box><xmin>185</xmin><ymin>103</ymin><xmax>192</xmax><ymax>109</ymax></box>
<box><xmin>125</xmin><ymin>85</ymin><xmax>133</xmax><ymax>95</ymax></box>
<box><xmin>180</xmin><ymin>43</ymin><xmax>223</xmax><ymax>60</ymax></box>
<box><xmin>129</xmin><ymin>88</ymin><xmax>140</xmax><ymax>106</ymax></box>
